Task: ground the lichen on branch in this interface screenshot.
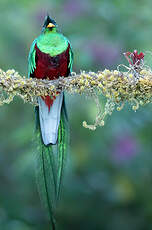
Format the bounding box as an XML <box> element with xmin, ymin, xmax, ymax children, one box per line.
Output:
<box><xmin>0</xmin><ymin>53</ymin><xmax>152</xmax><ymax>130</ymax></box>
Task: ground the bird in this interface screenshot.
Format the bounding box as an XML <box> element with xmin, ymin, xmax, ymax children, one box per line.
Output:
<box><xmin>28</xmin><ymin>15</ymin><xmax>73</xmax><ymax>229</ymax></box>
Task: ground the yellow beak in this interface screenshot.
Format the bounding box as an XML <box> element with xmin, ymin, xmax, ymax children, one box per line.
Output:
<box><xmin>47</xmin><ymin>23</ymin><xmax>55</xmax><ymax>28</ymax></box>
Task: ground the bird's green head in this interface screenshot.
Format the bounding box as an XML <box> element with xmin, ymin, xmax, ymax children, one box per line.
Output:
<box><xmin>42</xmin><ymin>15</ymin><xmax>57</xmax><ymax>33</ymax></box>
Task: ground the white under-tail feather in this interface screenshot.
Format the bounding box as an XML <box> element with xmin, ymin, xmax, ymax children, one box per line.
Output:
<box><xmin>38</xmin><ymin>93</ymin><xmax>63</xmax><ymax>145</ymax></box>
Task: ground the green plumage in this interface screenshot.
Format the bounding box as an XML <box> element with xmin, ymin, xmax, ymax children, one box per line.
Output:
<box><xmin>28</xmin><ymin>38</ymin><xmax>37</xmax><ymax>77</ymax></box>
<box><xmin>56</xmin><ymin>99</ymin><xmax>69</xmax><ymax>201</ymax></box>
<box><xmin>37</xmin><ymin>32</ymin><xmax>69</xmax><ymax>56</ymax></box>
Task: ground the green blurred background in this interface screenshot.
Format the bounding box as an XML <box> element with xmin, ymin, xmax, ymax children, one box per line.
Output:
<box><xmin>1</xmin><ymin>0</ymin><xmax>152</xmax><ymax>229</ymax></box>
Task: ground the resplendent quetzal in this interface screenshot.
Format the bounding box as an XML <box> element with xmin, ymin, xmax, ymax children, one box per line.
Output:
<box><xmin>28</xmin><ymin>16</ymin><xmax>73</xmax><ymax>229</ymax></box>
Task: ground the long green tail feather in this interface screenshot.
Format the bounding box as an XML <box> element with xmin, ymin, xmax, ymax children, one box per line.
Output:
<box><xmin>57</xmin><ymin>97</ymin><xmax>69</xmax><ymax>201</ymax></box>
<box><xmin>40</xmin><ymin>146</ymin><xmax>56</xmax><ymax>230</ymax></box>
<box><xmin>35</xmin><ymin>96</ymin><xmax>68</xmax><ymax>229</ymax></box>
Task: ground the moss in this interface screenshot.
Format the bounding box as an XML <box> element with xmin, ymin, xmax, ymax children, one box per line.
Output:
<box><xmin>0</xmin><ymin>66</ymin><xmax>152</xmax><ymax>129</ymax></box>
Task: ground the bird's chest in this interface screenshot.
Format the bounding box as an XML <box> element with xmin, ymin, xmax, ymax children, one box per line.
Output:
<box><xmin>34</xmin><ymin>44</ymin><xmax>70</xmax><ymax>80</ymax></box>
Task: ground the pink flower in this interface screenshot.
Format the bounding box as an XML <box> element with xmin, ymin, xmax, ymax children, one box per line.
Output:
<box><xmin>124</xmin><ymin>50</ymin><xmax>144</xmax><ymax>66</ymax></box>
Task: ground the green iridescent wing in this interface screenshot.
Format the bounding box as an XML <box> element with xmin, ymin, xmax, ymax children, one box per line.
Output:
<box><xmin>28</xmin><ymin>38</ymin><xmax>37</xmax><ymax>78</ymax></box>
<box><xmin>68</xmin><ymin>42</ymin><xmax>73</xmax><ymax>73</ymax></box>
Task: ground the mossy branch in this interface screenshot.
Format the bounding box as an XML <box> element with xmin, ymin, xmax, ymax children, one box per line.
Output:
<box><xmin>0</xmin><ymin>66</ymin><xmax>152</xmax><ymax>130</ymax></box>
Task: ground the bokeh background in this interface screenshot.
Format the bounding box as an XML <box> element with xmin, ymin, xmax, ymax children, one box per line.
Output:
<box><xmin>1</xmin><ymin>0</ymin><xmax>152</xmax><ymax>229</ymax></box>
